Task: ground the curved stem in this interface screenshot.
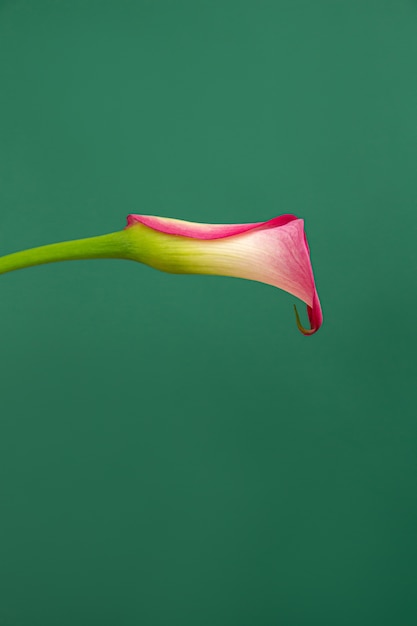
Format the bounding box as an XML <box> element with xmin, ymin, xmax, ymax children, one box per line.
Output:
<box><xmin>0</xmin><ymin>231</ymin><xmax>132</xmax><ymax>276</ymax></box>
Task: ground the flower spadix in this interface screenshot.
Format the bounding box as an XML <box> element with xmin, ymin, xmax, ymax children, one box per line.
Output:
<box><xmin>0</xmin><ymin>213</ymin><xmax>322</xmax><ymax>334</ymax></box>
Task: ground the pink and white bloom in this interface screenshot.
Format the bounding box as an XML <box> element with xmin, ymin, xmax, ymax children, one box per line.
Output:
<box><xmin>125</xmin><ymin>213</ymin><xmax>322</xmax><ymax>335</ymax></box>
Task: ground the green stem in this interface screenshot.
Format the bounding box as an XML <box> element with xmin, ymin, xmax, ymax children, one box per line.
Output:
<box><xmin>0</xmin><ymin>231</ymin><xmax>131</xmax><ymax>276</ymax></box>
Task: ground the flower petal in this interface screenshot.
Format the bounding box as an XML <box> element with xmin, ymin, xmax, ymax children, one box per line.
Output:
<box><xmin>126</xmin><ymin>214</ymin><xmax>322</xmax><ymax>334</ymax></box>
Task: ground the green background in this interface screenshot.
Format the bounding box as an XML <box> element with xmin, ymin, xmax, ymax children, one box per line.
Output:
<box><xmin>1</xmin><ymin>1</ymin><xmax>416</xmax><ymax>624</ymax></box>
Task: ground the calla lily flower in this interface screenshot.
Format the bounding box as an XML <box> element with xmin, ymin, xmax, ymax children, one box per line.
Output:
<box><xmin>0</xmin><ymin>213</ymin><xmax>322</xmax><ymax>334</ymax></box>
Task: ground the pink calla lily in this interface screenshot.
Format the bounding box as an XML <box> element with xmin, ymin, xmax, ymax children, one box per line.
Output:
<box><xmin>0</xmin><ymin>213</ymin><xmax>322</xmax><ymax>335</ymax></box>
<box><xmin>125</xmin><ymin>213</ymin><xmax>322</xmax><ymax>335</ymax></box>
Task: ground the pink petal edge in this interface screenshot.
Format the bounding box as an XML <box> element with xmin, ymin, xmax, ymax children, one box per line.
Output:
<box><xmin>126</xmin><ymin>213</ymin><xmax>297</xmax><ymax>239</ymax></box>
